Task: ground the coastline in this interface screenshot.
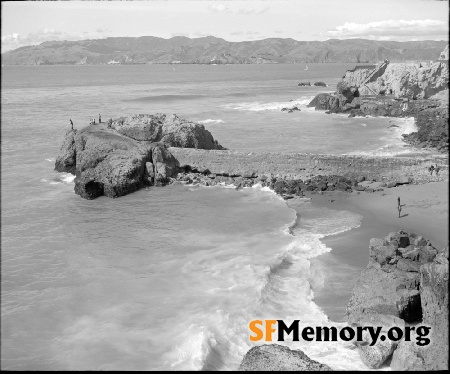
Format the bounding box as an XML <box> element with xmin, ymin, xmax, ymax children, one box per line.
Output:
<box><xmin>297</xmin><ymin>181</ymin><xmax>448</xmax><ymax>322</ymax></box>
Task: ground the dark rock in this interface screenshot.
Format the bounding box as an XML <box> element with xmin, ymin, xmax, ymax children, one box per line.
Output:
<box><xmin>111</xmin><ymin>113</ymin><xmax>226</xmax><ymax>150</ymax></box>
<box><xmin>314</xmin><ymin>82</ymin><xmax>327</xmax><ymax>87</ymax></box>
<box><xmin>54</xmin><ymin>129</ymin><xmax>77</xmax><ymax>174</ymax></box>
<box><xmin>239</xmin><ymin>344</ymin><xmax>332</xmax><ymax>371</ymax></box>
<box><xmin>298</xmin><ymin>82</ymin><xmax>311</xmax><ymax>86</ymax></box>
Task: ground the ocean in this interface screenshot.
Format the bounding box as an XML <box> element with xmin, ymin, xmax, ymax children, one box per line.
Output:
<box><xmin>1</xmin><ymin>64</ymin><xmax>428</xmax><ymax>370</ymax></box>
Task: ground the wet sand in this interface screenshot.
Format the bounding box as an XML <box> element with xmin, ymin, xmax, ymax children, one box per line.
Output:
<box><xmin>288</xmin><ymin>181</ymin><xmax>449</xmax><ymax>322</ymax></box>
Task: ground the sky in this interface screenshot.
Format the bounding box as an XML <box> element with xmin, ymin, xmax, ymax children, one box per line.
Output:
<box><xmin>1</xmin><ymin>0</ymin><xmax>449</xmax><ymax>53</ymax></box>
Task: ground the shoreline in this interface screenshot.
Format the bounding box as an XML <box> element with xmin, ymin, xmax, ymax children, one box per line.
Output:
<box><xmin>295</xmin><ymin>181</ymin><xmax>448</xmax><ymax>322</ymax></box>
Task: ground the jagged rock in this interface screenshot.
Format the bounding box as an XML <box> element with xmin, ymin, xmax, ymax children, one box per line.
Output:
<box><xmin>239</xmin><ymin>344</ymin><xmax>332</xmax><ymax>371</ymax></box>
<box><xmin>347</xmin><ymin>231</ymin><xmax>447</xmax><ymax>371</ymax></box>
<box><xmin>152</xmin><ymin>143</ymin><xmax>180</xmax><ymax>186</ymax></box>
<box><xmin>342</xmin><ymin>62</ymin><xmax>449</xmax><ymax>99</ymax></box>
<box><xmin>352</xmin><ymin>313</ymin><xmax>405</xmax><ymax>368</ymax></box>
<box><xmin>439</xmin><ymin>45</ymin><xmax>449</xmax><ymax>61</ymax></box>
<box><xmin>111</xmin><ymin>114</ymin><xmax>225</xmax><ymax>150</ymax></box>
<box><xmin>55</xmin><ymin>113</ymin><xmax>225</xmax><ymax>199</ymax></box>
<box><xmin>298</xmin><ymin>82</ymin><xmax>311</xmax><ymax>86</ymax></box>
<box><xmin>55</xmin><ymin>129</ymin><xmax>77</xmax><ymax>174</ymax></box>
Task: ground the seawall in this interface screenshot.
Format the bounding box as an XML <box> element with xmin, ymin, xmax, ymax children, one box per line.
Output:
<box><xmin>169</xmin><ymin>148</ymin><xmax>449</xmax><ymax>183</ymax></box>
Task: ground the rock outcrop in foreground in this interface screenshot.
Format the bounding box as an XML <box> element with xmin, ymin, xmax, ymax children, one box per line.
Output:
<box><xmin>239</xmin><ymin>345</ymin><xmax>332</xmax><ymax>371</ymax></box>
<box><xmin>54</xmin><ymin>114</ymin><xmax>225</xmax><ymax>199</ymax></box>
<box><xmin>347</xmin><ymin>230</ymin><xmax>449</xmax><ymax>370</ymax></box>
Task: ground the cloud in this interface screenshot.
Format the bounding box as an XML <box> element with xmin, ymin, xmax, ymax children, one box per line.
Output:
<box><xmin>237</xmin><ymin>7</ymin><xmax>270</xmax><ymax>14</ymax></box>
<box><xmin>207</xmin><ymin>3</ymin><xmax>231</xmax><ymax>12</ymax></box>
<box><xmin>207</xmin><ymin>3</ymin><xmax>269</xmax><ymax>15</ymax></box>
<box><xmin>1</xmin><ymin>29</ymin><xmax>107</xmax><ymax>53</ymax></box>
<box><xmin>170</xmin><ymin>32</ymin><xmax>190</xmax><ymax>38</ymax></box>
<box><xmin>326</xmin><ymin>19</ymin><xmax>448</xmax><ymax>41</ymax></box>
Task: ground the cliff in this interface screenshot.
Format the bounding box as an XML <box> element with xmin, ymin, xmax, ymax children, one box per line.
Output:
<box><xmin>54</xmin><ymin>114</ymin><xmax>225</xmax><ymax>199</ymax></box>
<box><xmin>2</xmin><ymin>37</ymin><xmax>447</xmax><ymax>65</ymax></box>
<box><xmin>346</xmin><ymin>231</ymin><xmax>449</xmax><ymax>370</ymax></box>
<box><xmin>342</xmin><ymin>61</ymin><xmax>449</xmax><ymax>99</ymax></box>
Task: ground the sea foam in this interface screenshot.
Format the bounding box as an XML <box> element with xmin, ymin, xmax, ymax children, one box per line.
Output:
<box><xmin>223</xmin><ymin>97</ymin><xmax>314</xmax><ymax>112</ymax></box>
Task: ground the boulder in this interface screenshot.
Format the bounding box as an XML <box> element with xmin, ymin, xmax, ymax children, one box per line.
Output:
<box><xmin>239</xmin><ymin>344</ymin><xmax>332</xmax><ymax>371</ymax></box>
<box><xmin>352</xmin><ymin>313</ymin><xmax>405</xmax><ymax>368</ymax></box>
<box><xmin>111</xmin><ymin>113</ymin><xmax>226</xmax><ymax>150</ymax></box>
<box><xmin>54</xmin><ymin>129</ymin><xmax>77</xmax><ymax>174</ymax></box>
<box><xmin>314</xmin><ymin>82</ymin><xmax>327</xmax><ymax>87</ymax></box>
<box><xmin>298</xmin><ymin>82</ymin><xmax>311</xmax><ymax>86</ymax></box>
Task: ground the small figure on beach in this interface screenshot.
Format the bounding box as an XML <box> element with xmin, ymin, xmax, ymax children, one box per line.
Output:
<box><xmin>435</xmin><ymin>164</ymin><xmax>440</xmax><ymax>176</ymax></box>
<box><xmin>398</xmin><ymin>204</ymin><xmax>402</xmax><ymax>218</ymax></box>
<box><xmin>428</xmin><ymin>165</ymin><xmax>435</xmax><ymax>175</ymax></box>
<box><xmin>70</xmin><ymin>119</ymin><xmax>73</xmax><ymax>130</ymax></box>
<box><xmin>99</xmin><ymin>114</ymin><xmax>101</xmax><ymax>123</ymax></box>
<box><xmin>397</xmin><ymin>196</ymin><xmax>401</xmax><ymax>208</ymax></box>
<box><xmin>93</xmin><ymin>118</ymin><xmax>96</xmax><ymax>125</ymax></box>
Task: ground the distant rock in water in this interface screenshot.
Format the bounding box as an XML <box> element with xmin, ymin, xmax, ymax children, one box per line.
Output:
<box><xmin>314</xmin><ymin>82</ymin><xmax>327</xmax><ymax>87</ymax></box>
<box><xmin>298</xmin><ymin>82</ymin><xmax>311</xmax><ymax>86</ymax></box>
<box><xmin>54</xmin><ymin>114</ymin><xmax>226</xmax><ymax>199</ymax></box>
<box><xmin>281</xmin><ymin>106</ymin><xmax>301</xmax><ymax>113</ymax></box>
<box><xmin>239</xmin><ymin>344</ymin><xmax>332</xmax><ymax>371</ymax></box>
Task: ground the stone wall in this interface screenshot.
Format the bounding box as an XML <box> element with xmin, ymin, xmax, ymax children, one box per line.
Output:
<box><xmin>169</xmin><ymin>148</ymin><xmax>449</xmax><ymax>184</ymax></box>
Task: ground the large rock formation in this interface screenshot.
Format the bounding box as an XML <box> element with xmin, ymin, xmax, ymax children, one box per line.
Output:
<box><xmin>54</xmin><ymin>114</ymin><xmax>225</xmax><ymax>199</ymax></box>
<box><xmin>347</xmin><ymin>231</ymin><xmax>449</xmax><ymax>370</ymax></box>
<box><xmin>239</xmin><ymin>344</ymin><xmax>332</xmax><ymax>371</ymax></box>
<box><xmin>439</xmin><ymin>44</ymin><xmax>449</xmax><ymax>61</ymax></box>
<box><xmin>401</xmin><ymin>106</ymin><xmax>449</xmax><ymax>152</ymax></box>
<box><xmin>307</xmin><ymin>60</ymin><xmax>449</xmax><ymax>153</ymax></box>
<box><xmin>111</xmin><ymin>114</ymin><xmax>225</xmax><ymax>150</ymax></box>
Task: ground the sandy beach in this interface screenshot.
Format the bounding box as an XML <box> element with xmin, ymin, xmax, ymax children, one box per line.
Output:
<box><xmin>288</xmin><ymin>180</ymin><xmax>449</xmax><ymax>322</ymax></box>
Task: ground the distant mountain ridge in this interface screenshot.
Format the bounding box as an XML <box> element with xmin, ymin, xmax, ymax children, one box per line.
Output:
<box><xmin>1</xmin><ymin>36</ymin><xmax>448</xmax><ymax>65</ymax></box>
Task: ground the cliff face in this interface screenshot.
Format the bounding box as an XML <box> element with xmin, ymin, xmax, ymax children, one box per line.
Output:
<box><xmin>2</xmin><ymin>37</ymin><xmax>447</xmax><ymax>65</ymax></box>
<box><xmin>342</xmin><ymin>61</ymin><xmax>449</xmax><ymax>99</ymax></box>
<box><xmin>54</xmin><ymin>114</ymin><xmax>225</xmax><ymax>199</ymax></box>
<box><xmin>347</xmin><ymin>231</ymin><xmax>449</xmax><ymax>370</ymax></box>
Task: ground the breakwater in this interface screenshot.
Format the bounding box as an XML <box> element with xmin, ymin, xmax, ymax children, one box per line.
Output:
<box><xmin>170</xmin><ymin>147</ymin><xmax>449</xmax><ymax>184</ymax></box>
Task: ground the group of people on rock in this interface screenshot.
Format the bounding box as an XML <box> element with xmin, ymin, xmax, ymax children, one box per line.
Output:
<box><xmin>69</xmin><ymin>114</ymin><xmax>113</xmax><ymax>129</ymax></box>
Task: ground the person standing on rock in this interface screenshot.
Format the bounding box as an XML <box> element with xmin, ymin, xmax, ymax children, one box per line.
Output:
<box><xmin>435</xmin><ymin>165</ymin><xmax>440</xmax><ymax>176</ymax></box>
<box><xmin>70</xmin><ymin>119</ymin><xmax>73</xmax><ymax>130</ymax></box>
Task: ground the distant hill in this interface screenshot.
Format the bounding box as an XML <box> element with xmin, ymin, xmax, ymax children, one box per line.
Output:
<box><xmin>1</xmin><ymin>36</ymin><xmax>448</xmax><ymax>65</ymax></box>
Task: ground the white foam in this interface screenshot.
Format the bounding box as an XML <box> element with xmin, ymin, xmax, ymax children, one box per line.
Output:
<box><xmin>346</xmin><ymin>116</ymin><xmax>423</xmax><ymax>157</ymax></box>
<box><xmin>223</xmin><ymin>97</ymin><xmax>314</xmax><ymax>112</ymax></box>
<box><xmin>198</xmin><ymin>119</ymin><xmax>225</xmax><ymax>124</ymax></box>
<box><xmin>45</xmin><ymin>158</ymin><xmax>56</xmax><ymax>162</ymax></box>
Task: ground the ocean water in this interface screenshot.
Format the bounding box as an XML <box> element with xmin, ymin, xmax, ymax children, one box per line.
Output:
<box><xmin>1</xmin><ymin>64</ymin><xmax>426</xmax><ymax>370</ymax></box>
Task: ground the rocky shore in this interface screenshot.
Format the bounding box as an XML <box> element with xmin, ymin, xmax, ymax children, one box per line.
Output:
<box><xmin>306</xmin><ymin>50</ymin><xmax>449</xmax><ymax>153</ymax></box>
<box><xmin>347</xmin><ymin>230</ymin><xmax>448</xmax><ymax>370</ymax></box>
